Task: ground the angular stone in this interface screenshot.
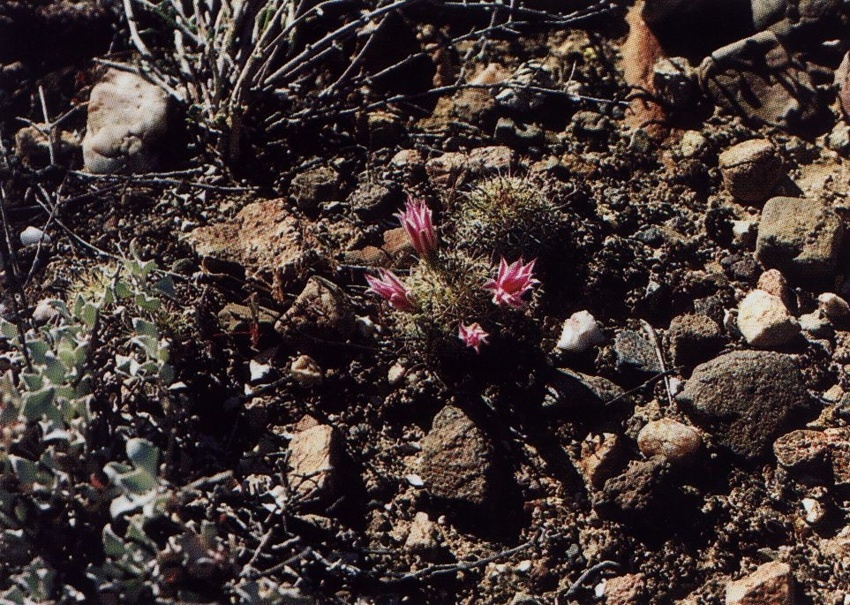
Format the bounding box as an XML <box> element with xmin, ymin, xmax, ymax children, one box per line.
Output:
<box><xmin>725</xmin><ymin>561</ymin><xmax>794</xmax><ymax>605</ymax></box>
<box><xmin>290</xmin><ymin>167</ymin><xmax>339</xmax><ymax>212</ymax></box>
<box><xmin>678</xmin><ymin>351</ymin><xmax>809</xmax><ymax>459</ymax></box>
<box><xmin>737</xmin><ymin>290</ymin><xmax>800</xmax><ymax>348</ymax></box>
<box><xmin>287</xmin><ymin>424</ymin><xmax>342</xmax><ymax>501</ymax></box>
<box><xmin>718</xmin><ymin>139</ymin><xmax>783</xmax><ymax>204</ymax></box>
<box><xmin>637</xmin><ymin>419</ymin><xmax>703</xmax><ymax>464</ymax></box>
<box><xmin>605</xmin><ymin>573</ymin><xmax>647</xmax><ymax>605</ymax></box>
<box><xmin>404</xmin><ymin>512</ymin><xmax>441</xmax><ymax>558</ymax></box>
<box><xmin>614</xmin><ymin>330</ymin><xmax>662</xmax><ymax>376</ymax></box>
<box><xmin>14</xmin><ymin>125</ymin><xmax>79</xmax><ymax>168</ymax></box>
<box><xmin>756</xmin><ymin>197</ymin><xmax>844</xmax><ymax>284</ymax></box>
<box><xmin>277</xmin><ymin>277</ymin><xmax>354</xmax><ymax>341</ymax></box>
<box><xmin>579</xmin><ymin>433</ymin><xmax>625</xmax><ymax>489</ymax></box>
<box><xmin>667</xmin><ymin>314</ymin><xmax>725</xmax><ymax>367</ymax></box>
<box><xmin>699</xmin><ymin>31</ymin><xmax>825</xmax><ymax>131</ymax></box>
<box><xmin>83</xmin><ymin>69</ymin><xmax>170</xmax><ymax>173</ymax></box>
<box><xmin>773</xmin><ymin>430</ymin><xmax>829</xmax><ymax>473</ymax></box>
<box><xmin>596</xmin><ymin>456</ymin><xmax>671</xmax><ymax>520</ymax></box>
<box><xmin>419</xmin><ymin>406</ymin><xmax>495</xmax><ymax>507</ymax></box>
<box><xmin>184</xmin><ymin>199</ymin><xmax>323</xmax><ymax>302</ymax></box>
<box><xmin>824</xmin><ymin>427</ymin><xmax>850</xmax><ymax>489</ymax></box>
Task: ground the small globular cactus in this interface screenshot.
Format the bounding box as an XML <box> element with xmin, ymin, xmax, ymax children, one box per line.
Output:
<box><xmin>483</xmin><ymin>257</ymin><xmax>539</xmax><ymax>309</ymax></box>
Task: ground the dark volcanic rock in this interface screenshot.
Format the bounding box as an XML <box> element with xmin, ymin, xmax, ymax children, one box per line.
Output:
<box><xmin>678</xmin><ymin>351</ymin><xmax>809</xmax><ymax>459</ymax></box>
<box><xmin>595</xmin><ymin>456</ymin><xmax>672</xmax><ymax>521</ymax></box>
<box><xmin>542</xmin><ymin>368</ymin><xmax>625</xmax><ymax>411</ymax></box>
<box><xmin>667</xmin><ymin>314</ymin><xmax>725</xmax><ymax>367</ymax></box>
<box><xmin>614</xmin><ymin>330</ymin><xmax>662</xmax><ymax>376</ymax></box>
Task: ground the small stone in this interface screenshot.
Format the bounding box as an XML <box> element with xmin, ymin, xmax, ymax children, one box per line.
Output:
<box><xmin>572</xmin><ymin>111</ymin><xmax>611</xmax><ymax>140</ymax></box>
<box><xmin>579</xmin><ymin>433</ymin><xmax>625</xmax><ymax>489</ymax></box>
<box><xmin>756</xmin><ymin>197</ymin><xmax>844</xmax><ymax>284</ymax></box>
<box><xmin>419</xmin><ymin>406</ymin><xmax>496</xmax><ymax>507</ymax></box>
<box><xmin>83</xmin><ymin>69</ymin><xmax>169</xmax><ymax>173</ymax></box>
<box><xmin>426</xmin><ymin>152</ymin><xmax>469</xmax><ymax>186</ymax></box>
<box><xmin>732</xmin><ymin>219</ymin><xmax>758</xmax><ymax>247</ymax></box>
<box><xmin>667</xmin><ymin>314</ymin><xmax>725</xmax><ymax>367</ymax></box>
<box><xmin>604</xmin><ymin>573</ymin><xmax>647</xmax><ymax>605</ymax></box>
<box><xmin>366</xmin><ymin>111</ymin><xmax>403</xmax><ymax>149</ymax></box>
<box><xmin>596</xmin><ymin>456</ymin><xmax>671</xmax><ymax>521</ymax></box>
<box><xmin>290</xmin><ymin>355</ymin><xmax>322</xmax><ymax>387</ymax></box>
<box><xmin>725</xmin><ymin>561</ymin><xmax>794</xmax><ymax>605</ymax></box>
<box><xmin>19</xmin><ymin>226</ymin><xmax>51</xmax><ymax>246</ymax></box>
<box><xmin>14</xmin><ymin>125</ymin><xmax>80</xmax><ymax>168</ymax></box>
<box><xmin>468</xmin><ymin>145</ymin><xmax>514</xmax><ymax>173</ymax></box>
<box><xmin>718</xmin><ymin>139</ymin><xmax>783</xmax><ymax>204</ymax></box>
<box><xmin>290</xmin><ymin>167</ymin><xmax>339</xmax><ymax>212</ymax></box>
<box><xmin>404</xmin><ymin>512</ymin><xmax>441</xmax><ymax>558</ymax></box>
<box><xmin>653</xmin><ymin>57</ymin><xmax>697</xmax><ymax>109</ymax></box>
<box><xmin>757</xmin><ymin>269</ymin><xmax>794</xmax><ymax>310</ymax></box>
<box><xmin>347</xmin><ymin>182</ymin><xmax>398</xmax><ymax>216</ymax></box>
<box><xmin>390</xmin><ymin>149</ymin><xmax>424</xmax><ymax>169</ymax></box>
<box><xmin>801</xmin><ymin>498</ymin><xmax>825</xmax><ymax>525</ymax></box>
<box><xmin>773</xmin><ymin>430</ymin><xmax>829</xmax><ymax>472</ymax></box>
<box><xmin>680</xmin><ymin>131</ymin><xmax>708</xmax><ymax>158</ymax></box>
<box><xmin>387</xmin><ymin>363</ymin><xmax>406</xmax><ymax>386</ymax></box>
<box><xmin>31</xmin><ymin>300</ymin><xmax>60</xmax><ymax>324</ymax></box>
<box><xmin>827</xmin><ymin>123</ymin><xmax>850</xmax><ymax>156</ymax></box>
<box><xmin>679</xmin><ymin>351</ymin><xmax>809</xmax><ymax>459</ymax></box>
<box><xmin>287</xmin><ymin>424</ymin><xmax>342</xmax><ymax>501</ymax></box>
<box><xmin>824</xmin><ymin>427</ymin><xmax>850</xmax><ymax>488</ymax></box>
<box><xmin>614</xmin><ymin>330</ymin><xmax>662</xmax><ymax>376</ymax></box>
<box><xmin>737</xmin><ymin>290</ymin><xmax>799</xmax><ymax>348</ymax></box>
<box><xmin>818</xmin><ymin>293</ymin><xmax>850</xmax><ymax>323</ymax></box>
<box><xmin>637</xmin><ymin>419</ymin><xmax>702</xmax><ymax>464</ymax></box>
<box><xmin>556</xmin><ymin>310</ymin><xmax>605</xmax><ymax>353</ymax></box>
<box><xmin>798</xmin><ymin>310</ymin><xmax>831</xmax><ymax>338</ymax></box>
<box><xmin>277</xmin><ymin>277</ymin><xmax>354</xmax><ymax>341</ymax></box>
<box><xmin>494</xmin><ymin>117</ymin><xmax>544</xmax><ymax>149</ymax></box>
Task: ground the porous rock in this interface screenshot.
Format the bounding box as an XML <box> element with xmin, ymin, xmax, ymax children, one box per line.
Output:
<box><xmin>578</xmin><ymin>433</ymin><xmax>625</xmax><ymax>489</ymax></box>
<box><xmin>725</xmin><ymin>561</ymin><xmax>794</xmax><ymax>605</ymax></box>
<box><xmin>755</xmin><ymin>197</ymin><xmax>844</xmax><ymax>284</ymax></box>
<box><xmin>595</xmin><ymin>456</ymin><xmax>671</xmax><ymax>521</ymax></box>
<box><xmin>277</xmin><ymin>277</ymin><xmax>354</xmax><ymax>341</ymax></box>
<box><xmin>184</xmin><ymin>199</ymin><xmax>323</xmax><ymax>302</ymax></box>
<box><xmin>678</xmin><ymin>351</ymin><xmax>808</xmax><ymax>459</ymax></box>
<box><xmin>718</xmin><ymin>139</ymin><xmax>783</xmax><ymax>204</ymax></box>
<box><xmin>667</xmin><ymin>313</ymin><xmax>725</xmax><ymax>367</ymax></box>
<box><xmin>542</xmin><ymin>368</ymin><xmax>625</xmax><ymax>411</ymax></box>
<box><xmin>82</xmin><ymin>69</ymin><xmax>169</xmax><ymax>174</ymax></box>
<box><xmin>773</xmin><ymin>430</ymin><xmax>829</xmax><ymax>473</ymax></box>
<box><xmin>419</xmin><ymin>406</ymin><xmax>496</xmax><ymax>507</ymax></box>
<box><xmin>290</xmin><ymin>166</ymin><xmax>339</xmax><ymax>212</ymax></box>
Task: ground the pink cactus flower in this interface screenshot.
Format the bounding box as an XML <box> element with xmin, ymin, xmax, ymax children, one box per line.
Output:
<box><xmin>484</xmin><ymin>257</ymin><xmax>539</xmax><ymax>308</ymax></box>
<box><xmin>396</xmin><ymin>197</ymin><xmax>438</xmax><ymax>259</ymax></box>
<box><xmin>458</xmin><ymin>322</ymin><xmax>489</xmax><ymax>353</ymax></box>
<box><xmin>365</xmin><ymin>269</ymin><xmax>416</xmax><ymax>312</ymax></box>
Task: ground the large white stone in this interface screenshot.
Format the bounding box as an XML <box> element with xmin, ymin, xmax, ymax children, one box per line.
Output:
<box><xmin>737</xmin><ymin>290</ymin><xmax>799</xmax><ymax>348</ymax></box>
<box><xmin>83</xmin><ymin>69</ymin><xmax>169</xmax><ymax>173</ymax></box>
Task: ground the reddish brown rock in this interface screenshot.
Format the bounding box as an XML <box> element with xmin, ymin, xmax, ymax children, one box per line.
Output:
<box><xmin>725</xmin><ymin>561</ymin><xmax>794</xmax><ymax>605</ymax></box>
<box><xmin>605</xmin><ymin>573</ymin><xmax>647</xmax><ymax>605</ymax></box>
<box><xmin>773</xmin><ymin>430</ymin><xmax>829</xmax><ymax>473</ymax></box>
<box><xmin>287</xmin><ymin>423</ymin><xmax>343</xmax><ymax>502</ymax></box>
<box><xmin>621</xmin><ymin>3</ymin><xmax>668</xmax><ymax>140</ymax></box>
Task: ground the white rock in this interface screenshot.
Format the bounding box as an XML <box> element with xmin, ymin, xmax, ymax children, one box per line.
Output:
<box><xmin>801</xmin><ymin>498</ymin><xmax>824</xmax><ymax>524</ymax></box>
<box><xmin>249</xmin><ymin>359</ymin><xmax>272</xmax><ymax>382</ymax></box>
<box><xmin>737</xmin><ymin>290</ymin><xmax>800</xmax><ymax>348</ymax></box>
<box><xmin>818</xmin><ymin>292</ymin><xmax>850</xmax><ymax>322</ymax></box>
<box><xmin>637</xmin><ymin>418</ymin><xmax>702</xmax><ymax>464</ymax></box>
<box><xmin>82</xmin><ymin>69</ymin><xmax>169</xmax><ymax>174</ymax></box>
<box><xmin>20</xmin><ymin>226</ymin><xmax>51</xmax><ymax>246</ymax></box>
<box><xmin>32</xmin><ymin>299</ymin><xmax>60</xmax><ymax>323</ymax></box>
<box><xmin>556</xmin><ymin>310</ymin><xmax>605</xmax><ymax>352</ymax></box>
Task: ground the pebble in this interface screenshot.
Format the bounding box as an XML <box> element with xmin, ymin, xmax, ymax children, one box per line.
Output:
<box><xmin>82</xmin><ymin>69</ymin><xmax>169</xmax><ymax>173</ymax></box>
<box><xmin>679</xmin><ymin>351</ymin><xmax>809</xmax><ymax>459</ymax></box>
<box><xmin>578</xmin><ymin>432</ymin><xmax>624</xmax><ymax>489</ymax></box>
<box><xmin>604</xmin><ymin>573</ymin><xmax>647</xmax><ymax>605</ymax></box>
<box><xmin>278</xmin><ymin>277</ymin><xmax>354</xmax><ymax>342</ymax></box>
<box><xmin>653</xmin><ymin>57</ymin><xmax>697</xmax><ymax>109</ymax></box>
<box><xmin>614</xmin><ymin>330</ymin><xmax>662</xmax><ymax>376</ymax></box>
<box><xmin>773</xmin><ymin>430</ymin><xmax>829</xmax><ymax>472</ymax></box>
<box><xmin>637</xmin><ymin>418</ymin><xmax>702</xmax><ymax>464</ymax></box>
<box><xmin>290</xmin><ymin>166</ymin><xmax>340</xmax><ymax>212</ymax></box>
<box><xmin>801</xmin><ymin>497</ymin><xmax>825</xmax><ymax>525</ymax></box>
<box><xmin>404</xmin><ymin>512</ymin><xmax>441</xmax><ymax>557</ymax></box>
<box><xmin>725</xmin><ymin>561</ymin><xmax>794</xmax><ymax>605</ymax></box>
<box><xmin>287</xmin><ymin>423</ymin><xmax>343</xmax><ymax>502</ymax></box>
<box><xmin>19</xmin><ymin>226</ymin><xmax>51</xmax><ymax>246</ymax></box>
<box><xmin>667</xmin><ymin>313</ymin><xmax>725</xmax><ymax>367</ymax></box>
<box><xmin>718</xmin><ymin>139</ymin><xmax>783</xmax><ymax>204</ymax></box>
<box><xmin>556</xmin><ymin>310</ymin><xmax>605</xmax><ymax>353</ymax></box>
<box><xmin>737</xmin><ymin>290</ymin><xmax>800</xmax><ymax>348</ymax></box>
<box><xmin>757</xmin><ymin>269</ymin><xmax>794</xmax><ymax>310</ymax></box>
<box><xmin>680</xmin><ymin>131</ymin><xmax>708</xmax><ymax>158</ymax></box>
<box><xmin>290</xmin><ymin>355</ymin><xmax>322</xmax><ymax>387</ymax></box>
<box><xmin>756</xmin><ymin>197</ymin><xmax>844</xmax><ymax>284</ymax></box>
<box><xmin>543</xmin><ymin>368</ymin><xmax>625</xmax><ymax>411</ymax></box>
<box><xmin>818</xmin><ymin>293</ymin><xmax>850</xmax><ymax>323</ymax></box>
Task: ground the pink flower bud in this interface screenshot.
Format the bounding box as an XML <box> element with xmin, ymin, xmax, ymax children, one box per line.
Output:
<box><xmin>365</xmin><ymin>269</ymin><xmax>416</xmax><ymax>312</ymax></box>
<box><xmin>396</xmin><ymin>197</ymin><xmax>438</xmax><ymax>259</ymax></box>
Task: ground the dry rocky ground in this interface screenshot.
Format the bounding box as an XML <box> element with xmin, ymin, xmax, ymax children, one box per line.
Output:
<box><xmin>4</xmin><ymin>0</ymin><xmax>850</xmax><ymax>604</ymax></box>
